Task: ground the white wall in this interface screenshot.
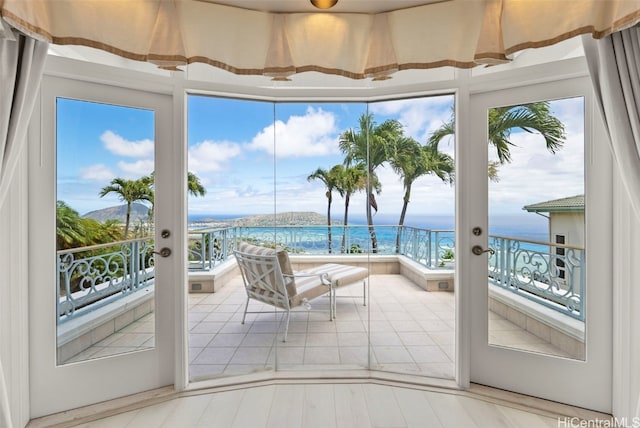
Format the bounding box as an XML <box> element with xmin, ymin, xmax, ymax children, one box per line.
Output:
<box><xmin>0</xmin><ymin>147</ymin><xmax>30</xmax><ymax>428</ymax></box>
<box><xmin>550</xmin><ymin>212</ymin><xmax>585</xmax><ymax>248</ymax></box>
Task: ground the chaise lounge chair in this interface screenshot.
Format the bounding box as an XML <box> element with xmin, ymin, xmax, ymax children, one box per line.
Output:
<box><xmin>234</xmin><ymin>241</ymin><xmax>368</xmax><ymax>341</ymax></box>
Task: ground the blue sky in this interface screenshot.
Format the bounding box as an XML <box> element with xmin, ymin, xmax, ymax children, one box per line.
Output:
<box><xmin>56</xmin><ymin>94</ymin><xmax>584</xmax><ymax>227</ymax></box>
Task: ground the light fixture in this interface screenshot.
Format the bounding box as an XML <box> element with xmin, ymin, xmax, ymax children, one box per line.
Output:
<box><xmin>310</xmin><ymin>0</ymin><xmax>338</xmax><ymax>9</ymax></box>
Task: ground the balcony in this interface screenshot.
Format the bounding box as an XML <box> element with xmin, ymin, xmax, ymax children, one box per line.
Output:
<box><xmin>56</xmin><ymin>225</ymin><xmax>585</xmax><ymax>378</ymax></box>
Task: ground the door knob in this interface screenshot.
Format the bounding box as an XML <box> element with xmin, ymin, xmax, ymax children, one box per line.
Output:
<box><xmin>472</xmin><ymin>245</ymin><xmax>495</xmax><ymax>256</ymax></box>
<box><xmin>154</xmin><ymin>247</ymin><xmax>172</xmax><ymax>258</ymax></box>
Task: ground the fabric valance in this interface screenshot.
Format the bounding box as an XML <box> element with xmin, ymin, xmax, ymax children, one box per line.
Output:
<box><xmin>2</xmin><ymin>0</ymin><xmax>640</xmax><ymax>79</ymax></box>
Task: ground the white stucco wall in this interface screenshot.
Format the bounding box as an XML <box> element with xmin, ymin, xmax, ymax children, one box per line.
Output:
<box><xmin>550</xmin><ymin>212</ymin><xmax>585</xmax><ymax>248</ymax></box>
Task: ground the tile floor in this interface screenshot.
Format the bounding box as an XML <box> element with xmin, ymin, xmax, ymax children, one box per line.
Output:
<box><xmin>66</xmin><ymin>273</ymin><xmax>572</xmax><ymax>377</ymax></box>
<box><xmin>63</xmin><ymin>313</ymin><xmax>155</xmax><ymax>364</ymax></box>
<box><xmin>188</xmin><ymin>274</ymin><xmax>456</xmax><ymax>380</ymax></box>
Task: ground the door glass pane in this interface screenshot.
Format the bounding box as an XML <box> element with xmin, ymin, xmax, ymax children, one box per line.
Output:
<box><xmin>274</xmin><ymin>102</ymin><xmax>369</xmax><ymax>371</ymax></box>
<box><xmin>184</xmin><ymin>94</ymin><xmax>457</xmax><ymax>380</ymax></box>
<box><xmin>487</xmin><ymin>97</ymin><xmax>585</xmax><ymax>360</ymax></box>
<box><xmin>186</xmin><ymin>96</ymin><xmax>277</xmax><ymax>380</ymax></box>
<box><xmin>56</xmin><ymin>98</ymin><xmax>155</xmax><ymax>365</ymax></box>
<box><xmin>366</xmin><ymin>96</ymin><xmax>456</xmax><ymax>379</ymax></box>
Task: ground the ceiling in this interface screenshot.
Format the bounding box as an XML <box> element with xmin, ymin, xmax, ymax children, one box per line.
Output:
<box><xmin>198</xmin><ymin>0</ymin><xmax>447</xmax><ymax>14</ymax></box>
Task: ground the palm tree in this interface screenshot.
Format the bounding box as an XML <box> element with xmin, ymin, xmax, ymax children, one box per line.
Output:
<box><xmin>429</xmin><ymin>102</ymin><xmax>566</xmax><ymax>179</ymax></box>
<box><xmin>141</xmin><ymin>170</ymin><xmax>207</xmax><ymax>224</ymax></box>
<box><xmin>99</xmin><ymin>178</ymin><xmax>153</xmax><ymax>239</ymax></box>
<box><xmin>335</xmin><ymin>163</ymin><xmax>365</xmax><ymax>253</ymax></box>
<box><xmin>388</xmin><ymin>138</ymin><xmax>454</xmax><ymax>253</ymax></box>
<box><xmin>308</xmin><ymin>165</ymin><xmax>343</xmax><ymax>253</ymax></box>
<box><xmin>339</xmin><ymin>113</ymin><xmax>404</xmax><ymax>252</ymax></box>
<box><xmin>334</xmin><ymin>163</ymin><xmax>381</xmax><ymax>253</ymax></box>
<box><xmin>56</xmin><ymin>201</ymin><xmax>88</xmax><ymax>250</ymax></box>
<box><xmin>57</xmin><ymin>201</ymin><xmax>124</xmax><ymax>249</ymax></box>
<box><xmin>187</xmin><ymin>171</ymin><xmax>207</xmax><ymax>197</ymax></box>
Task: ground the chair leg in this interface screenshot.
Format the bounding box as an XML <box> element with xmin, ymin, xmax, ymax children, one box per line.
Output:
<box><xmin>241</xmin><ymin>297</ymin><xmax>250</xmax><ymax>324</ymax></box>
<box><xmin>362</xmin><ymin>279</ymin><xmax>367</xmax><ymax>306</ymax></box>
<box><xmin>330</xmin><ymin>286</ymin><xmax>335</xmax><ymax>321</ymax></box>
<box><xmin>283</xmin><ymin>310</ymin><xmax>291</xmax><ymax>342</ymax></box>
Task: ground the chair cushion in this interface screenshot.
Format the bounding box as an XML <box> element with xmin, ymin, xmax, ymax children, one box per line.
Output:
<box><xmin>238</xmin><ymin>242</ymin><xmax>297</xmax><ymax>298</ymax></box>
<box><xmin>303</xmin><ymin>263</ymin><xmax>368</xmax><ymax>287</ymax></box>
<box><xmin>291</xmin><ymin>263</ymin><xmax>367</xmax><ymax>307</ymax></box>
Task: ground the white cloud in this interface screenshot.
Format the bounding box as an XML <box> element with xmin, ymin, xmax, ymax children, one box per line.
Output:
<box><xmin>79</xmin><ymin>163</ymin><xmax>114</xmax><ymax>181</ymax></box>
<box><xmin>488</xmin><ymin>128</ymin><xmax>585</xmax><ymax>213</ymax></box>
<box><xmin>249</xmin><ymin>107</ymin><xmax>340</xmax><ymax>158</ymax></box>
<box><xmin>188</xmin><ymin>140</ymin><xmax>242</xmax><ymax>173</ymax></box>
<box><xmin>371</xmin><ymin>96</ymin><xmax>454</xmax><ymax>142</ymax></box>
<box><xmin>101</xmin><ymin>130</ymin><xmax>154</xmax><ymax>158</ymax></box>
<box><xmin>117</xmin><ymin>159</ymin><xmax>155</xmax><ymax>177</ymax></box>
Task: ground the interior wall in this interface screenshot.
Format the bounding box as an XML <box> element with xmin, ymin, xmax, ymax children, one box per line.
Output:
<box><xmin>613</xmin><ymin>171</ymin><xmax>640</xmax><ymax>421</ymax></box>
<box><xmin>0</xmin><ymin>146</ymin><xmax>30</xmax><ymax>428</ymax></box>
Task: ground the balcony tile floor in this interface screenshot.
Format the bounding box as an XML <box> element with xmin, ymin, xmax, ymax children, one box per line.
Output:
<box><xmin>188</xmin><ymin>273</ymin><xmax>456</xmax><ymax>381</ymax></box>
<box><xmin>66</xmin><ymin>273</ymin><xmax>573</xmax><ymax>374</ymax></box>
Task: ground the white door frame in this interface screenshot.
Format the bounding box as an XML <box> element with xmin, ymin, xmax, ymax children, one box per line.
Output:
<box><xmin>461</xmin><ymin>75</ymin><xmax>613</xmax><ymax>412</ymax></box>
<box><xmin>28</xmin><ymin>73</ymin><xmax>183</xmax><ymax>417</ymax></box>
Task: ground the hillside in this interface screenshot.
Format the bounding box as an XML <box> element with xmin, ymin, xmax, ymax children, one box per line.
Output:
<box><xmin>83</xmin><ymin>207</ymin><xmax>338</xmax><ymax>227</ymax></box>
<box><xmin>83</xmin><ymin>203</ymin><xmax>151</xmax><ymax>223</ymax></box>
<box><xmin>230</xmin><ymin>211</ymin><xmax>338</xmax><ymax>227</ymax></box>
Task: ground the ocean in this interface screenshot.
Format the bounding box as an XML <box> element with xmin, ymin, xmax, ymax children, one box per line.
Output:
<box><xmin>188</xmin><ymin>212</ymin><xmax>550</xmax><ymax>243</ymax></box>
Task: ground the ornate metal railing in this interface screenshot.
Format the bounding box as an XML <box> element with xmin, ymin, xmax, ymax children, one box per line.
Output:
<box><xmin>488</xmin><ymin>235</ymin><xmax>585</xmax><ymax>321</ymax></box>
<box><xmin>187</xmin><ymin>227</ymin><xmax>236</xmax><ymax>270</ymax></box>
<box><xmin>57</xmin><ymin>237</ymin><xmax>155</xmax><ymax>323</ymax></box>
<box><xmin>397</xmin><ymin>228</ymin><xmax>455</xmax><ymax>268</ymax></box>
<box><xmin>58</xmin><ymin>226</ymin><xmax>585</xmax><ymax>323</ymax></box>
<box><xmin>187</xmin><ymin>225</ymin><xmax>455</xmax><ymax>269</ymax></box>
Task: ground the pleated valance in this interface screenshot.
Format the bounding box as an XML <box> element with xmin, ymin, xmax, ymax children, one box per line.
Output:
<box><xmin>2</xmin><ymin>0</ymin><xmax>640</xmax><ymax>79</ymax></box>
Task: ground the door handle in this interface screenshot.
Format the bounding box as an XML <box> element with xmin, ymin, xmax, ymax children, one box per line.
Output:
<box><xmin>472</xmin><ymin>245</ymin><xmax>495</xmax><ymax>256</ymax></box>
<box><xmin>154</xmin><ymin>247</ymin><xmax>172</xmax><ymax>258</ymax></box>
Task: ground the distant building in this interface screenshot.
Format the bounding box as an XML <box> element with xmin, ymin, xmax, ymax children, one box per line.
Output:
<box><xmin>523</xmin><ymin>194</ymin><xmax>584</xmax><ymax>282</ymax></box>
<box><xmin>523</xmin><ymin>194</ymin><xmax>585</xmax><ymax>247</ymax></box>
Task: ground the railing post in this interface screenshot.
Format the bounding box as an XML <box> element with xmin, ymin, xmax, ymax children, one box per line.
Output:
<box><xmin>434</xmin><ymin>231</ymin><xmax>440</xmax><ymax>268</ymax></box>
<box><xmin>503</xmin><ymin>238</ymin><xmax>510</xmax><ymax>288</ymax></box>
<box><xmin>132</xmin><ymin>240</ymin><xmax>140</xmax><ymax>291</ymax></box>
<box><xmin>56</xmin><ymin>254</ymin><xmax>62</xmax><ymax>322</ymax></box>
<box><xmin>579</xmin><ymin>249</ymin><xmax>586</xmax><ymax>321</ymax></box>
<box><xmin>199</xmin><ymin>233</ymin><xmax>206</xmax><ymax>270</ymax></box>
<box><xmin>428</xmin><ymin>230</ymin><xmax>435</xmax><ymax>267</ymax></box>
<box><xmin>222</xmin><ymin>228</ymin><xmax>228</xmax><ymax>261</ymax></box>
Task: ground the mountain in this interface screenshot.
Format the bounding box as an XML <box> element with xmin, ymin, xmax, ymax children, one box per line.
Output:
<box><xmin>230</xmin><ymin>212</ymin><xmax>338</xmax><ymax>227</ymax></box>
<box><xmin>82</xmin><ymin>203</ymin><xmax>151</xmax><ymax>223</ymax></box>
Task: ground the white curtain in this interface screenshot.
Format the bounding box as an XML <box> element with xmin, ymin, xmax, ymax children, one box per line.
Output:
<box><xmin>583</xmin><ymin>26</ymin><xmax>640</xmax><ymax>219</ymax></box>
<box><xmin>0</xmin><ymin>18</ymin><xmax>48</xmax><ymax>206</ymax></box>
<box><xmin>0</xmin><ymin>18</ymin><xmax>48</xmax><ymax>428</ymax></box>
<box><xmin>583</xmin><ymin>26</ymin><xmax>640</xmax><ymax>422</ymax></box>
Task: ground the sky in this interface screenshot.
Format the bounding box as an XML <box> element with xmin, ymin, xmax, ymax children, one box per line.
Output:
<box><xmin>56</xmin><ymin>94</ymin><xmax>584</xmax><ymax>228</ymax></box>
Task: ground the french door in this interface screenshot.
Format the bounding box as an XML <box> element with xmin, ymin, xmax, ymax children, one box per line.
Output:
<box><xmin>465</xmin><ymin>76</ymin><xmax>612</xmax><ymax>411</ymax></box>
<box><xmin>28</xmin><ymin>75</ymin><xmax>182</xmax><ymax>417</ymax></box>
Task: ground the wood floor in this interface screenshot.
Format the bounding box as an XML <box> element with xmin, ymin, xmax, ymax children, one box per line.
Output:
<box><xmin>29</xmin><ymin>381</ymin><xmax>612</xmax><ymax>428</ymax></box>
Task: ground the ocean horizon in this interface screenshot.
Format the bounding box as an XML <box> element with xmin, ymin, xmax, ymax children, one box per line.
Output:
<box><xmin>188</xmin><ymin>212</ymin><xmax>549</xmax><ymax>242</ymax></box>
